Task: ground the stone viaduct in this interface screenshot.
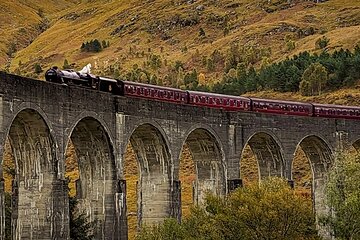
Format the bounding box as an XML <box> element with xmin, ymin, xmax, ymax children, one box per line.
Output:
<box><xmin>0</xmin><ymin>71</ymin><xmax>359</xmax><ymax>239</ymax></box>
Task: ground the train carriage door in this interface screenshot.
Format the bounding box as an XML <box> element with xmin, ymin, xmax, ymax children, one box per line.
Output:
<box><xmin>209</xmin><ymin>97</ymin><xmax>214</xmax><ymax>105</ymax></box>
<box><xmin>229</xmin><ymin>99</ymin><xmax>234</xmax><ymax>107</ymax></box>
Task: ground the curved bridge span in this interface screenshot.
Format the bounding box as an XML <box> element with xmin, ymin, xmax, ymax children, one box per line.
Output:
<box><xmin>0</xmin><ymin>72</ymin><xmax>359</xmax><ymax>239</ymax></box>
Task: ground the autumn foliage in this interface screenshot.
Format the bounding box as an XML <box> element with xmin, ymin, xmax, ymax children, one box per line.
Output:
<box><xmin>137</xmin><ymin>177</ymin><xmax>320</xmax><ymax>240</ymax></box>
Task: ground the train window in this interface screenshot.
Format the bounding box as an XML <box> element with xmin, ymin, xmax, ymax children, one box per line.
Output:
<box><xmin>129</xmin><ymin>86</ymin><xmax>134</xmax><ymax>93</ymax></box>
<box><xmin>175</xmin><ymin>92</ymin><xmax>179</xmax><ymax>99</ymax></box>
<box><xmin>200</xmin><ymin>96</ymin><xmax>206</xmax><ymax>103</ymax></box>
<box><xmin>216</xmin><ymin>98</ymin><xmax>221</xmax><ymax>105</ymax></box>
<box><xmin>209</xmin><ymin>98</ymin><xmax>214</xmax><ymax>104</ymax></box>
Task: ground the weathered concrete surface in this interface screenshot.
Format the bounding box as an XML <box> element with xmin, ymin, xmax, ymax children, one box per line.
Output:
<box><xmin>0</xmin><ymin>180</ymin><xmax>4</xmax><ymax>239</ymax></box>
<box><xmin>70</xmin><ymin>118</ymin><xmax>117</xmax><ymax>239</ymax></box>
<box><xmin>1</xmin><ymin>72</ymin><xmax>360</xmax><ymax>239</ymax></box>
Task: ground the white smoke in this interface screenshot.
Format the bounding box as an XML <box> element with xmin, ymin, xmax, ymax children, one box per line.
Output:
<box><xmin>79</xmin><ymin>63</ymin><xmax>92</xmax><ymax>74</ymax></box>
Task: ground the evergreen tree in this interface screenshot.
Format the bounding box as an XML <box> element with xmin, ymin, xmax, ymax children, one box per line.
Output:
<box><xmin>69</xmin><ymin>196</ymin><xmax>96</xmax><ymax>240</ymax></box>
<box><xmin>102</xmin><ymin>40</ymin><xmax>107</xmax><ymax>49</ymax></box>
<box><xmin>199</xmin><ymin>27</ymin><xmax>205</xmax><ymax>37</ymax></box>
<box><xmin>63</xmin><ymin>59</ymin><xmax>71</xmax><ymax>69</ymax></box>
<box><xmin>92</xmin><ymin>39</ymin><xmax>102</xmax><ymax>52</ymax></box>
<box><xmin>34</xmin><ymin>63</ymin><xmax>42</xmax><ymax>74</ymax></box>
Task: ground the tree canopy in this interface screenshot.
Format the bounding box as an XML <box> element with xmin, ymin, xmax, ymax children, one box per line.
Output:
<box><xmin>321</xmin><ymin>152</ymin><xmax>360</xmax><ymax>239</ymax></box>
<box><xmin>210</xmin><ymin>45</ymin><xmax>360</xmax><ymax>96</ymax></box>
<box><xmin>137</xmin><ymin>177</ymin><xmax>319</xmax><ymax>240</ymax></box>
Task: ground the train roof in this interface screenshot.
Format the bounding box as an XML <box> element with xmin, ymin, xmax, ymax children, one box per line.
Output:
<box><xmin>99</xmin><ymin>76</ymin><xmax>117</xmax><ymax>83</ymax></box>
<box><xmin>187</xmin><ymin>90</ymin><xmax>250</xmax><ymax>100</ymax></box>
<box><xmin>313</xmin><ymin>103</ymin><xmax>360</xmax><ymax>110</ymax></box>
<box><xmin>250</xmin><ymin>97</ymin><xmax>313</xmax><ymax>106</ymax></box>
<box><xmin>123</xmin><ymin>81</ymin><xmax>186</xmax><ymax>92</ymax></box>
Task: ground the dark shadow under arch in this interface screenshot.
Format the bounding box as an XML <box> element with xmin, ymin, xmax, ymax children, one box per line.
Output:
<box><xmin>182</xmin><ymin>128</ymin><xmax>225</xmax><ymax>205</ymax></box>
<box><xmin>128</xmin><ymin>123</ymin><xmax>172</xmax><ymax>226</ymax></box>
<box><xmin>68</xmin><ymin>117</ymin><xmax>117</xmax><ymax>239</ymax></box>
<box><xmin>4</xmin><ymin>109</ymin><xmax>60</xmax><ymax>239</ymax></box>
<box><xmin>243</xmin><ymin>132</ymin><xmax>284</xmax><ymax>179</ymax></box>
<box><xmin>292</xmin><ymin>135</ymin><xmax>333</xmax><ymax>217</ymax></box>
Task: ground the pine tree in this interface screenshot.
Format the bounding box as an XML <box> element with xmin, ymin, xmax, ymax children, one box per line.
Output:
<box><xmin>69</xmin><ymin>196</ymin><xmax>96</xmax><ymax>240</ymax></box>
<box><xmin>34</xmin><ymin>63</ymin><xmax>42</xmax><ymax>74</ymax></box>
<box><xmin>199</xmin><ymin>27</ymin><xmax>205</xmax><ymax>37</ymax></box>
<box><xmin>102</xmin><ymin>40</ymin><xmax>107</xmax><ymax>49</ymax></box>
<box><xmin>63</xmin><ymin>59</ymin><xmax>71</xmax><ymax>69</ymax></box>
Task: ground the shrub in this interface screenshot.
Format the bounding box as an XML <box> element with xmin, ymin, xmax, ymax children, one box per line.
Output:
<box><xmin>321</xmin><ymin>152</ymin><xmax>360</xmax><ymax>239</ymax></box>
<box><xmin>34</xmin><ymin>63</ymin><xmax>42</xmax><ymax>74</ymax></box>
<box><xmin>315</xmin><ymin>36</ymin><xmax>330</xmax><ymax>50</ymax></box>
<box><xmin>80</xmin><ymin>39</ymin><xmax>102</xmax><ymax>52</ymax></box>
<box><xmin>137</xmin><ymin>177</ymin><xmax>319</xmax><ymax>240</ymax></box>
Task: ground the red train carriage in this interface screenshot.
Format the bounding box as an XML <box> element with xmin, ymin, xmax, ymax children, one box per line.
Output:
<box><xmin>251</xmin><ymin>98</ymin><xmax>313</xmax><ymax>117</ymax></box>
<box><xmin>313</xmin><ymin>103</ymin><xmax>360</xmax><ymax>119</ymax></box>
<box><xmin>187</xmin><ymin>90</ymin><xmax>251</xmax><ymax>111</ymax></box>
<box><xmin>123</xmin><ymin>81</ymin><xmax>188</xmax><ymax>104</ymax></box>
<box><xmin>45</xmin><ymin>66</ymin><xmax>360</xmax><ymax>120</ymax></box>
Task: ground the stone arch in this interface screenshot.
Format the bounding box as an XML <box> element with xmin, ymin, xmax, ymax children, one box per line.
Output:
<box><xmin>242</xmin><ymin>131</ymin><xmax>284</xmax><ymax>179</ymax></box>
<box><xmin>127</xmin><ymin>123</ymin><xmax>172</xmax><ymax>226</ymax></box>
<box><xmin>351</xmin><ymin>139</ymin><xmax>360</xmax><ymax>152</ymax></box>
<box><xmin>291</xmin><ymin>135</ymin><xmax>333</xmax><ymax>216</ymax></box>
<box><xmin>2</xmin><ymin>108</ymin><xmax>61</xmax><ymax>239</ymax></box>
<box><xmin>67</xmin><ymin>116</ymin><xmax>117</xmax><ymax>239</ymax></box>
<box><xmin>181</xmin><ymin>125</ymin><xmax>226</xmax><ymax>205</ymax></box>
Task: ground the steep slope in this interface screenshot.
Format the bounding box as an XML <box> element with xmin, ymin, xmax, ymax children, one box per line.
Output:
<box><xmin>3</xmin><ymin>0</ymin><xmax>359</xmax><ymax>81</ymax></box>
<box><xmin>0</xmin><ymin>0</ymin><xmax>78</xmax><ymax>67</ymax></box>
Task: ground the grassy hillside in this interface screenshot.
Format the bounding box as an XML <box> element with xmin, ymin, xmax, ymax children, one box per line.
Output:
<box><xmin>1</xmin><ymin>0</ymin><xmax>360</xmax><ymax>239</ymax></box>
<box><xmin>244</xmin><ymin>87</ymin><xmax>360</xmax><ymax>106</ymax></box>
<box><xmin>0</xmin><ymin>0</ymin><xmax>78</xmax><ymax>67</ymax></box>
<box><xmin>1</xmin><ymin>0</ymin><xmax>359</xmax><ymax>82</ymax></box>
